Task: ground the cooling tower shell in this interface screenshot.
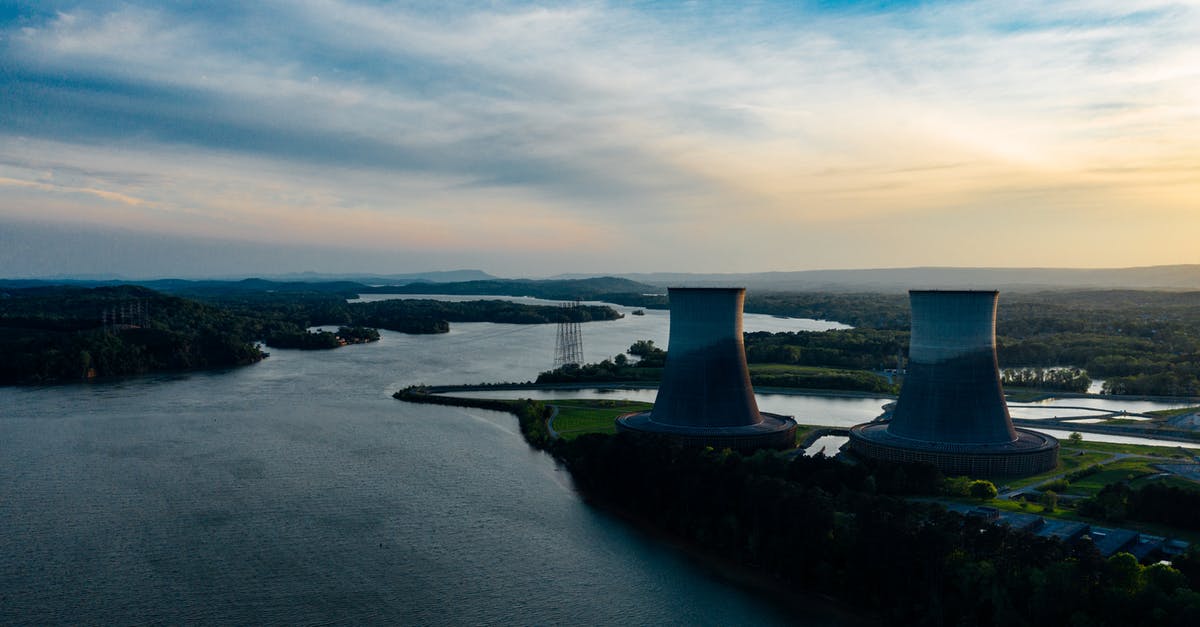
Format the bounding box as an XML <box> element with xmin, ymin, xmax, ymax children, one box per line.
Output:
<box><xmin>616</xmin><ymin>287</ymin><xmax>796</xmax><ymax>451</ymax></box>
<box><xmin>889</xmin><ymin>290</ymin><xmax>1015</xmax><ymax>444</ymax></box>
<box><xmin>848</xmin><ymin>290</ymin><xmax>1058</xmax><ymax>476</ymax></box>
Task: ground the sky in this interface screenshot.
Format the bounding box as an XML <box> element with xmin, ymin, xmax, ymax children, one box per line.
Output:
<box><xmin>0</xmin><ymin>0</ymin><xmax>1197</xmax><ymax>278</ymax></box>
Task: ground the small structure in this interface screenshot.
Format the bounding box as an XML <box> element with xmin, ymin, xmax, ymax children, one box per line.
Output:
<box><xmin>616</xmin><ymin>287</ymin><xmax>796</xmax><ymax>451</ymax></box>
<box><xmin>1035</xmin><ymin>519</ymin><xmax>1090</xmax><ymax>544</ymax></box>
<box><xmin>848</xmin><ymin>290</ymin><xmax>1058</xmax><ymax>476</ymax></box>
<box><xmin>1088</xmin><ymin>527</ymin><xmax>1140</xmax><ymax>557</ymax></box>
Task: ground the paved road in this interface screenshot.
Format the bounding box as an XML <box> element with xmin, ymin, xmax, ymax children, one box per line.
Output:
<box><xmin>546</xmin><ymin>404</ymin><xmax>560</xmax><ymax>439</ymax></box>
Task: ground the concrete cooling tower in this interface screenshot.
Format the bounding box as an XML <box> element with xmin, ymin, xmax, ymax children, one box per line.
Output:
<box><xmin>848</xmin><ymin>290</ymin><xmax>1058</xmax><ymax>476</ymax></box>
<box><xmin>615</xmin><ymin>287</ymin><xmax>796</xmax><ymax>451</ymax></box>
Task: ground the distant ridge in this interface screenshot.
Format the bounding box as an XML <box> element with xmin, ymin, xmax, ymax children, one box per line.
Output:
<box><xmin>552</xmin><ymin>265</ymin><xmax>1200</xmax><ymax>292</ymax></box>
<box><xmin>368</xmin><ymin>276</ymin><xmax>655</xmax><ymax>300</ymax></box>
<box><xmin>262</xmin><ymin>270</ymin><xmax>498</xmax><ymax>283</ymax></box>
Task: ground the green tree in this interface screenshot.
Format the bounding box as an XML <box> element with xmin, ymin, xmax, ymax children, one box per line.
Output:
<box><xmin>969</xmin><ymin>480</ymin><xmax>998</xmax><ymax>500</ymax></box>
<box><xmin>1105</xmin><ymin>552</ymin><xmax>1144</xmax><ymax>595</ymax></box>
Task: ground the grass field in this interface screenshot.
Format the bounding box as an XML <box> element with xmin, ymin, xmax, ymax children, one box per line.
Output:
<box><xmin>547</xmin><ymin>398</ymin><xmax>842</xmax><ymax>449</ymax></box>
<box><xmin>550</xmin><ymin>399</ymin><xmax>652</xmax><ymax>440</ymax></box>
<box><xmin>1147</xmin><ymin>406</ymin><xmax>1200</xmax><ymax>418</ymax></box>
<box><xmin>1002</xmin><ymin>449</ymin><xmax>1112</xmax><ymax>490</ymax></box>
<box><xmin>1071</xmin><ymin>441</ymin><xmax>1194</xmax><ymax>458</ymax></box>
<box><xmin>958</xmin><ymin>495</ymin><xmax>1200</xmax><ymax>545</ymax></box>
<box><xmin>1066</xmin><ymin>458</ymin><xmax>1161</xmax><ymax>495</ymax></box>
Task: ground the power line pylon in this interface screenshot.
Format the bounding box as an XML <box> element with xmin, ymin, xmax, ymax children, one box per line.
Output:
<box><xmin>554</xmin><ymin>300</ymin><xmax>584</xmax><ymax>369</ymax></box>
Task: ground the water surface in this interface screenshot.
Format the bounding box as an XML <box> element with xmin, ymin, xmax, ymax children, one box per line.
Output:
<box><xmin>2</xmin><ymin>314</ymin><xmax>858</xmax><ymax>625</ymax></box>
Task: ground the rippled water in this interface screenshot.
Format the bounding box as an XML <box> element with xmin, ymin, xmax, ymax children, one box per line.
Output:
<box><xmin>1</xmin><ymin>308</ymin><xmax>860</xmax><ymax>625</ymax></box>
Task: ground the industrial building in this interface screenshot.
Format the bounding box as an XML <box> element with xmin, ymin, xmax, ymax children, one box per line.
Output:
<box><xmin>848</xmin><ymin>290</ymin><xmax>1059</xmax><ymax>476</ymax></box>
<box><xmin>616</xmin><ymin>287</ymin><xmax>796</xmax><ymax>451</ymax></box>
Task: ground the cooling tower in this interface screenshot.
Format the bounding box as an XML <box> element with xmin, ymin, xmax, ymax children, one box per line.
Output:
<box><xmin>616</xmin><ymin>288</ymin><xmax>796</xmax><ymax>451</ymax></box>
<box><xmin>848</xmin><ymin>290</ymin><xmax>1058</xmax><ymax>476</ymax></box>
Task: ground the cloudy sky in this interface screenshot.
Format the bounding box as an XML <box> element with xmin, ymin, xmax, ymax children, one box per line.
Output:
<box><xmin>1</xmin><ymin>0</ymin><xmax>1197</xmax><ymax>278</ymax></box>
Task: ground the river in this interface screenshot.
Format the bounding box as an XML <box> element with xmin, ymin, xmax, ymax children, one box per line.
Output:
<box><xmin>1</xmin><ymin>301</ymin><xmax>856</xmax><ymax>626</ymax></box>
<box><xmin>2</xmin><ymin>295</ymin><xmax>1193</xmax><ymax>624</ymax></box>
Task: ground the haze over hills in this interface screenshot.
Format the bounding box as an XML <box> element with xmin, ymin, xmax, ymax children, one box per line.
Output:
<box><xmin>551</xmin><ymin>265</ymin><xmax>1200</xmax><ymax>292</ymax></box>
<box><xmin>256</xmin><ymin>270</ymin><xmax>497</xmax><ymax>284</ymax></box>
<box><xmin>7</xmin><ymin>266</ymin><xmax>1200</xmax><ymax>294</ymax></box>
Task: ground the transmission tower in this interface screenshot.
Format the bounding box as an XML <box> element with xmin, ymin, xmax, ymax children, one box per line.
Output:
<box><xmin>553</xmin><ymin>300</ymin><xmax>584</xmax><ymax>369</ymax></box>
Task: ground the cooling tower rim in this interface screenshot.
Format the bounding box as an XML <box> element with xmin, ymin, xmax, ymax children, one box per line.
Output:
<box><xmin>666</xmin><ymin>286</ymin><xmax>747</xmax><ymax>293</ymax></box>
<box><xmin>848</xmin><ymin>422</ymin><xmax>1059</xmax><ymax>454</ymax></box>
<box><xmin>616</xmin><ymin>411</ymin><xmax>796</xmax><ymax>436</ymax></box>
<box><xmin>908</xmin><ymin>289</ymin><xmax>999</xmax><ymax>295</ymax></box>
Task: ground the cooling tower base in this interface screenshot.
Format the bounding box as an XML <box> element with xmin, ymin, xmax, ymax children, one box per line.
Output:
<box><xmin>615</xmin><ymin>411</ymin><xmax>797</xmax><ymax>452</ymax></box>
<box><xmin>847</xmin><ymin>423</ymin><xmax>1059</xmax><ymax>477</ymax></box>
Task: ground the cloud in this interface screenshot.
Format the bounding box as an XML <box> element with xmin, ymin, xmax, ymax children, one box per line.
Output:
<box><xmin>0</xmin><ymin>1</ymin><xmax>1197</xmax><ymax>274</ymax></box>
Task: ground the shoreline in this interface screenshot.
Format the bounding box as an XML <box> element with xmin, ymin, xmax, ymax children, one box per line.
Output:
<box><xmin>579</xmin><ymin>492</ymin><xmax>880</xmax><ymax>626</ymax></box>
<box><xmin>423</xmin><ymin>380</ymin><xmax>1200</xmax><ymax>404</ymax></box>
<box><xmin>422</xmin><ymin>380</ymin><xmax>897</xmax><ymax>400</ymax></box>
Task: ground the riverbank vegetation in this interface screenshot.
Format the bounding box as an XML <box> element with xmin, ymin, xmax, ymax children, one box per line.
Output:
<box><xmin>397</xmin><ymin>389</ymin><xmax>1200</xmax><ymax>625</ymax></box>
<box><xmin>549</xmin><ymin>399</ymin><xmax>652</xmax><ymax>439</ymax></box>
<box><xmin>263</xmin><ymin>326</ymin><xmax>381</xmax><ymax>350</ymax></box>
<box><xmin>9</xmin><ymin>277</ymin><xmax>1200</xmax><ymax>395</ymax></box>
<box><xmin>609</xmin><ymin>289</ymin><xmax>1200</xmax><ymax>397</ymax></box>
<box><xmin>0</xmin><ymin>284</ymin><xmax>621</xmax><ymax>384</ymax></box>
<box><xmin>0</xmin><ymin>285</ymin><xmax>268</xmax><ymax>384</ymax></box>
<box><xmin>537</xmin><ymin>340</ymin><xmax>899</xmax><ymax>394</ymax></box>
<box><xmin>393</xmin><ymin>386</ymin><xmax>554</xmax><ymax>448</ymax></box>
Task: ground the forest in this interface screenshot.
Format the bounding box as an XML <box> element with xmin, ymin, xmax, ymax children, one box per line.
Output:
<box><xmin>0</xmin><ymin>285</ymin><xmax>620</xmax><ymax>384</ymax></box>
<box><xmin>403</xmin><ymin>379</ymin><xmax>1200</xmax><ymax>627</ymax></box>
<box><xmin>553</xmin><ymin>432</ymin><xmax>1200</xmax><ymax>626</ymax></box>
<box><xmin>462</xmin><ymin>282</ymin><xmax>1200</xmax><ymax>396</ymax></box>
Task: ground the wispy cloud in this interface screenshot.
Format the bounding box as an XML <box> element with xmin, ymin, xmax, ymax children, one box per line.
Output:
<box><xmin>1</xmin><ymin>0</ymin><xmax>1197</xmax><ymax>274</ymax></box>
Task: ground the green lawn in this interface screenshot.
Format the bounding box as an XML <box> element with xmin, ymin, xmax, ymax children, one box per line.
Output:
<box><xmin>1070</xmin><ymin>441</ymin><xmax>1192</xmax><ymax>458</ymax></box>
<box><xmin>550</xmin><ymin>400</ymin><xmax>652</xmax><ymax>440</ymax></box>
<box><xmin>794</xmin><ymin>425</ymin><xmax>817</xmax><ymax>445</ymax></box>
<box><xmin>1002</xmin><ymin>449</ymin><xmax>1112</xmax><ymax>490</ymax></box>
<box><xmin>1147</xmin><ymin>406</ymin><xmax>1200</xmax><ymax>418</ymax></box>
<box><xmin>964</xmin><ymin>496</ymin><xmax>1200</xmax><ymax>545</ymax></box>
<box><xmin>1066</xmin><ymin>458</ymin><xmax>1161</xmax><ymax>495</ymax></box>
<box><xmin>1003</xmin><ymin>388</ymin><xmax>1056</xmax><ymax>402</ymax></box>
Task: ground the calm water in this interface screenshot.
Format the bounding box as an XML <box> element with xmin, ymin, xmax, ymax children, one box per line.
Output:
<box><xmin>1</xmin><ymin>310</ymin><xmax>862</xmax><ymax>625</ymax></box>
<box><xmin>5</xmin><ymin>298</ymin><xmax>1195</xmax><ymax>624</ymax></box>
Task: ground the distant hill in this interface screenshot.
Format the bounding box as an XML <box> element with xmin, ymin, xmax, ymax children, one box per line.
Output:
<box><xmin>554</xmin><ymin>265</ymin><xmax>1200</xmax><ymax>292</ymax></box>
<box><xmin>369</xmin><ymin>276</ymin><xmax>658</xmax><ymax>300</ymax></box>
<box><xmin>9</xmin><ymin>266</ymin><xmax>1200</xmax><ymax>295</ymax></box>
<box><xmin>262</xmin><ymin>270</ymin><xmax>498</xmax><ymax>284</ymax></box>
<box><xmin>0</xmin><ymin>276</ymin><xmax>658</xmax><ymax>302</ymax></box>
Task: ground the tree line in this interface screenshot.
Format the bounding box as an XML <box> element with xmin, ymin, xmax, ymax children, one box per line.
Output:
<box><xmin>535</xmin><ymin>340</ymin><xmax>897</xmax><ymax>393</ymax></box>
<box><xmin>0</xmin><ymin>285</ymin><xmax>622</xmax><ymax>384</ymax></box>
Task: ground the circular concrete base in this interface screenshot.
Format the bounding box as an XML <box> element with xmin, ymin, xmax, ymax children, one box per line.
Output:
<box><xmin>615</xmin><ymin>411</ymin><xmax>797</xmax><ymax>452</ymax></box>
<box><xmin>847</xmin><ymin>423</ymin><xmax>1058</xmax><ymax>476</ymax></box>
